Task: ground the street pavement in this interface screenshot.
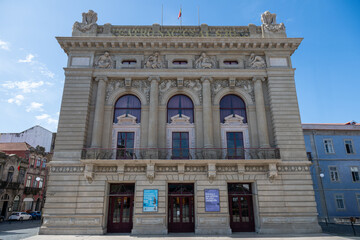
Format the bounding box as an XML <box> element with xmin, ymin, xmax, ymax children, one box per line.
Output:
<box><xmin>23</xmin><ymin>233</ymin><xmax>358</xmax><ymax>240</ymax></box>
<box><xmin>0</xmin><ymin>219</ymin><xmax>40</xmax><ymax>240</ymax></box>
<box><xmin>0</xmin><ymin>220</ymin><xmax>358</xmax><ymax>240</ymax></box>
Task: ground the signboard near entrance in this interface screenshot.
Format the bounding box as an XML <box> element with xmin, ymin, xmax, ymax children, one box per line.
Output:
<box><xmin>205</xmin><ymin>189</ymin><xmax>220</xmax><ymax>212</ymax></box>
<box><xmin>143</xmin><ymin>189</ymin><xmax>158</xmax><ymax>212</ymax></box>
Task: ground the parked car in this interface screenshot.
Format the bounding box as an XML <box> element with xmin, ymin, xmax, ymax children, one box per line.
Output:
<box><xmin>8</xmin><ymin>212</ymin><xmax>32</xmax><ymax>221</ymax></box>
<box><xmin>28</xmin><ymin>211</ymin><xmax>41</xmax><ymax>220</ymax></box>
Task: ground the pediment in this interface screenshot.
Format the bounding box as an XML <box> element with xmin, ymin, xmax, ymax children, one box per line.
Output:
<box><xmin>223</xmin><ymin>114</ymin><xmax>245</xmax><ymax>125</ymax></box>
<box><xmin>116</xmin><ymin>114</ymin><xmax>137</xmax><ymax>125</ymax></box>
<box><xmin>170</xmin><ymin>114</ymin><xmax>191</xmax><ymax>125</ymax></box>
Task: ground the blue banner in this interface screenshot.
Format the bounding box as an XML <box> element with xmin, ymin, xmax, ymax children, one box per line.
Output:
<box><xmin>143</xmin><ymin>189</ymin><xmax>158</xmax><ymax>212</ymax></box>
<box><xmin>205</xmin><ymin>189</ymin><xmax>220</xmax><ymax>212</ymax></box>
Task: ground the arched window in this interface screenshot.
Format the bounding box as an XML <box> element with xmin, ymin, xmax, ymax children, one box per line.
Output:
<box><xmin>114</xmin><ymin>95</ymin><xmax>141</xmax><ymax>123</ymax></box>
<box><xmin>7</xmin><ymin>166</ymin><xmax>14</xmax><ymax>182</ymax></box>
<box><xmin>167</xmin><ymin>95</ymin><xmax>194</xmax><ymax>123</ymax></box>
<box><xmin>220</xmin><ymin>95</ymin><xmax>247</xmax><ymax>123</ymax></box>
<box><xmin>13</xmin><ymin>195</ymin><xmax>20</xmax><ymax>211</ymax></box>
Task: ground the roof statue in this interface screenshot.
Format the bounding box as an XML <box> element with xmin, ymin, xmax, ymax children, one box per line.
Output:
<box><xmin>261</xmin><ymin>11</ymin><xmax>285</xmax><ymax>33</ymax></box>
<box><xmin>73</xmin><ymin>10</ymin><xmax>98</xmax><ymax>33</ymax></box>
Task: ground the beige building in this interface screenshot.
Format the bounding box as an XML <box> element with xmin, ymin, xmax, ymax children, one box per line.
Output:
<box><xmin>40</xmin><ymin>10</ymin><xmax>321</xmax><ymax>235</ymax></box>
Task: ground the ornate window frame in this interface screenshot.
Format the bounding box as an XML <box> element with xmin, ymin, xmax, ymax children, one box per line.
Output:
<box><xmin>166</xmin><ymin>114</ymin><xmax>195</xmax><ymax>159</ymax></box>
<box><xmin>220</xmin><ymin>114</ymin><xmax>250</xmax><ymax>159</ymax></box>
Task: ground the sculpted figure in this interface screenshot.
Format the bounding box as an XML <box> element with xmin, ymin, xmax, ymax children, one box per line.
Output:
<box><xmin>95</xmin><ymin>52</ymin><xmax>114</xmax><ymax>69</ymax></box>
<box><xmin>261</xmin><ymin>11</ymin><xmax>285</xmax><ymax>33</ymax></box>
<box><xmin>248</xmin><ymin>53</ymin><xmax>266</xmax><ymax>69</ymax></box>
<box><xmin>145</xmin><ymin>52</ymin><xmax>163</xmax><ymax>69</ymax></box>
<box><xmin>159</xmin><ymin>80</ymin><xmax>173</xmax><ymax>93</ymax></box>
<box><xmin>195</xmin><ymin>53</ymin><xmax>215</xmax><ymax>69</ymax></box>
<box><xmin>73</xmin><ymin>10</ymin><xmax>98</xmax><ymax>33</ymax></box>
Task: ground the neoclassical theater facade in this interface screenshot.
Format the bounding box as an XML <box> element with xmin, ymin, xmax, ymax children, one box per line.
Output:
<box><xmin>40</xmin><ymin>10</ymin><xmax>321</xmax><ymax>235</ymax></box>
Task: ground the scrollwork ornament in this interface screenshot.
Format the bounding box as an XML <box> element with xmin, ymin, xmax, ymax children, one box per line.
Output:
<box><xmin>158</xmin><ymin>80</ymin><xmax>177</xmax><ymax>103</ymax></box>
<box><xmin>184</xmin><ymin>80</ymin><xmax>203</xmax><ymax>103</ymax></box>
<box><xmin>105</xmin><ymin>80</ymin><xmax>125</xmax><ymax>102</ymax></box>
<box><xmin>132</xmin><ymin>80</ymin><xmax>150</xmax><ymax>103</ymax></box>
<box><xmin>211</xmin><ymin>79</ymin><xmax>229</xmax><ymax>100</ymax></box>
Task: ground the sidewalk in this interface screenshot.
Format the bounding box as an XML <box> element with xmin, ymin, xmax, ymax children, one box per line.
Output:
<box><xmin>23</xmin><ymin>233</ymin><xmax>357</xmax><ymax>240</ymax></box>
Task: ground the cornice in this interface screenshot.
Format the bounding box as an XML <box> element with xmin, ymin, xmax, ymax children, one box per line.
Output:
<box><xmin>57</xmin><ymin>37</ymin><xmax>303</xmax><ymax>55</ymax></box>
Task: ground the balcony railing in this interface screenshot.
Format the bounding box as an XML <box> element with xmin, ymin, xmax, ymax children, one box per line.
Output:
<box><xmin>24</xmin><ymin>187</ymin><xmax>41</xmax><ymax>195</ymax></box>
<box><xmin>0</xmin><ymin>181</ymin><xmax>20</xmax><ymax>189</ymax></box>
<box><xmin>81</xmin><ymin>148</ymin><xmax>280</xmax><ymax>160</ymax></box>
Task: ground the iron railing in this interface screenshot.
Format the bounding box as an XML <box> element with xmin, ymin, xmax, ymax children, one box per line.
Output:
<box><xmin>81</xmin><ymin>148</ymin><xmax>280</xmax><ymax>160</ymax></box>
<box><xmin>0</xmin><ymin>181</ymin><xmax>20</xmax><ymax>189</ymax></box>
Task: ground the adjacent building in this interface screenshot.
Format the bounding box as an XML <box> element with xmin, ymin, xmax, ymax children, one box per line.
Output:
<box><xmin>303</xmin><ymin>122</ymin><xmax>360</xmax><ymax>222</ymax></box>
<box><xmin>0</xmin><ymin>143</ymin><xmax>50</xmax><ymax>217</ymax></box>
<box><xmin>0</xmin><ymin>125</ymin><xmax>56</xmax><ymax>152</ymax></box>
<box><xmin>40</xmin><ymin>10</ymin><xmax>321</xmax><ymax>235</ymax></box>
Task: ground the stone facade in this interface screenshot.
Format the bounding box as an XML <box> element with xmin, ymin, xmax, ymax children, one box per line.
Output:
<box><xmin>40</xmin><ymin>10</ymin><xmax>321</xmax><ymax>235</ymax></box>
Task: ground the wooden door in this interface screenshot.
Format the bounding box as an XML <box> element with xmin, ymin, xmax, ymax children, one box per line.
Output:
<box><xmin>228</xmin><ymin>194</ymin><xmax>255</xmax><ymax>232</ymax></box>
<box><xmin>107</xmin><ymin>195</ymin><xmax>134</xmax><ymax>233</ymax></box>
<box><xmin>168</xmin><ymin>195</ymin><xmax>194</xmax><ymax>232</ymax></box>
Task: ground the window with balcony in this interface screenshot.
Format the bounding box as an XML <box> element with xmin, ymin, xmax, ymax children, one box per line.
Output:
<box><xmin>344</xmin><ymin>140</ymin><xmax>355</xmax><ymax>154</ymax></box>
<box><xmin>167</xmin><ymin>95</ymin><xmax>194</xmax><ymax>123</ymax></box>
<box><xmin>351</xmin><ymin>167</ymin><xmax>360</xmax><ymax>182</ymax></box>
<box><xmin>114</xmin><ymin>95</ymin><xmax>141</xmax><ymax>123</ymax></box>
<box><xmin>324</xmin><ymin>139</ymin><xmax>335</xmax><ymax>154</ymax></box>
<box><xmin>329</xmin><ymin>166</ymin><xmax>339</xmax><ymax>182</ymax></box>
<box><xmin>7</xmin><ymin>166</ymin><xmax>14</xmax><ymax>182</ymax></box>
<box><xmin>335</xmin><ymin>194</ymin><xmax>345</xmax><ymax>210</ymax></box>
<box><xmin>172</xmin><ymin>132</ymin><xmax>189</xmax><ymax>159</ymax></box>
<box><xmin>39</xmin><ymin>178</ymin><xmax>44</xmax><ymax>188</ymax></box>
<box><xmin>18</xmin><ymin>168</ymin><xmax>25</xmax><ymax>184</ymax></box>
<box><xmin>226</xmin><ymin>132</ymin><xmax>244</xmax><ymax>159</ymax></box>
<box><xmin>36</xmin><ymin>158</ymin><xmax>41</xmax><ymax>168</ymax></box>
<box><xmin>26</xmin><ymin>175</ymin><xmax>32</xmax><ymax>187</ymax></box>
<box><xmin>33</xmin><ymin>178</ymin><xmax>38</xmax><ymax>188</ymax></box>
<box><xmin>220</xmin><ymin>95</ymin><xmax>247</xmax><ymax>123</ymax></box>
<box><xmin>117</xmin><ymin>132</ymin><xmax>135</xmax><ymax>159</ymax></box>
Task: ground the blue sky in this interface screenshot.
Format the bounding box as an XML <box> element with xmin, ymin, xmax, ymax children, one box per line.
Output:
<box><xmin>0</xmin><ymin>0</ymin><xmax>359</xmax><ymax>133</ymax></box>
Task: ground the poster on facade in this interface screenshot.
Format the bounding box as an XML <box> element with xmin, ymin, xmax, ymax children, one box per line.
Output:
<box><xmin>143</xmin><ymin>189</ymin><xmax>158</xmax><ymax>212</ymax></box>
<box><xmin>205</xmin><ymin>189</ymin><xmax>220</xmax><ymax>212</ymax></box>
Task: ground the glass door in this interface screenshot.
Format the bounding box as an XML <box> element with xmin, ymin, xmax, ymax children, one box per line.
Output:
<box><xmin>226</xmin><ymin>132</ymin><xmax>244</xmax><ymax>159</ymax></box>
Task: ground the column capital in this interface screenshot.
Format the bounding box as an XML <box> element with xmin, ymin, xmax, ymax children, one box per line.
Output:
<box><xmin>252</xmin><ymin>76</ymin><xmax>265</xmax><ymax>83</ymax></box>
<box><xmin>95</xmin><ymin>76</ymin><xmax>108</xmax><ymax>82</ymax></box>
<box><xmin>200</xmin><ymin>76</ymin><xmax>213</xmax><ymax>83</ymax></box>
<box><xmin>148</xmin><ymin>75</ymin><xmax>160</xmax><ymax>82</ymax></box>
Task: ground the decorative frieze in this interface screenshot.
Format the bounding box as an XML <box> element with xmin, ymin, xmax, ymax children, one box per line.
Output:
<box><xmin>124</xmin><ymin>166</ymin><xmax>146</xmax><ymax>172</ymax></box>
<box><xmin>185</xmin><ymin>166</ymin><xmax>206</xmax><ymax>172</ymax></box>
<box><xmin>277</xmin><ymin>165</ymin><xmax>309</xmax><ymax>172</ymax></box>
<box><xmin>216</xmin><ymin>165</ymin><xmax>238</xmax><ymax>172</ymax></box>
<box><xmin>51</xmin><ymin>166</ymin><xmax>84</xmax><ymax>173</ymax></box>
<box><xmin>156</xmin><ymin>166</ymin><xmax>178</xmax><ymax>172</ymax></box>
<box><xmin>245</xmin><ymin>165</ymin><xmax>268</xmax><ymax>172</ymax></box>
<box><xmin>95</xmin><ymin>166</ymin><xmax>117</xmax><ymax>172</ymax></box>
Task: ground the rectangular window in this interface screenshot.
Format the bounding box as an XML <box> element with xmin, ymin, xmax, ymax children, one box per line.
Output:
<box><xmin>42</xmin><ymin>159</ymin><xmax>46</xmax><ymax>168</ymax></box>
<box><xmin>345</xmin><ymin>140</ymin><xmax>355</xmax><ymax>154</ymax></box>
<box><xmin>172</xmin><ymin>132</ymin><xmax>189</xmax><ymax>159</ymax></box>
<box><xmin>351</xmin><ymin>167</ymin><xmax>360</xmax><ymax>182</ymax></box>
<box><xmin>26</xmin><ymin>176</ymin><xmax>32</xmax><ymax>187</ymax></box>
<box><xmin>32</xmin><ymin>178</ymin><xmax>38</xmax><ymax>188</ymax></box>
<box><xmin>329</xmin><ymin>166</ymin><xmax>340</xmax><ymax>182</ymax></box>
<box><xmin>226</xmin><ymin>132</ymin><xmax>244</xmax><ymax>159</ymax></box>
<box><xmin>116</xmin><ymin>132</ymin><xmax>135</xmax><ymax>159</ymax></box>
<box><xmin>324</xmin><ymin>139</ymin><xmax>335</xmax><ymax>154</ymax></box>
<box><xmin>36</xmin><ymin>158</ymin><xmax>41</xmax><ymax>168</ymax></box>
<box><xmin>39</xmin><ymin>178</ymin><xmax>43</xmax><ymax>188</ymax></box>
<box><xmin>335</xmin><ymin>194</ymin><xmax>345</xmax><ymax>210</ymax></box>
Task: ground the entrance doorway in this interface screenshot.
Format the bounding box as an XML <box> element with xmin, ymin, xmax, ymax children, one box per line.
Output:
<box><xmin>107</xmin><ymin>184</ymin><xmax>135</xmax><ymax>233</ymax></box>
<box><xmin>228</xmin><ymin>183</ymin><xmax>255</xmax><ymax>232</ymax></box>
<box><xmin>168</xmin><ymin>183</ymin><xmax>194</xmax><ymax>233</ymax></box>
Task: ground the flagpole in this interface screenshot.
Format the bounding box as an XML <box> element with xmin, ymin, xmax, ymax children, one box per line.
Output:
<box><xmin>180</xmin><ymin>5</ymin><xmax>182</xmax><ymax>29</ymax></box>
<box><xmin>198</xmin><ymin>6</ymin><xmax>200</xmax><ymax>26</ymax></box>
<box><xmin>161</xmin><ymin>4</ymin><xmax>163</xmax><ymax>27</ymax></box>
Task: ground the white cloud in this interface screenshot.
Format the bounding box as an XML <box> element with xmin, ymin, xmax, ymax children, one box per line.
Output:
<box><xmin>35</xmin><ymin>113</ymin><xmax>58</xmax><ymax>125</ymax></box>
<box><xmin>7</xmin><ymin>95</ymin><xmax>24</xmax><ymax>105</ymax></box>
<box><xmin>35</xmin><ymin>114</ymin><xmax>50</xmax><ymax>120</ymax></box>
<box><xmin>2</xmin><ymin>80</ymin><xmax>44</xmax><ymax>93</ymax></box>
<box><xmin>26</xmin><ymin>102</ymin><xmax>44</xmax><ymax>112</ymax></box>
<box><xmin>0</xmin><ymin>40</ymin><xmax>10</xmax><ymax>51</ymax></box>
<box><xmin>18</xmin><ymin>54</ymin><xmax>34</xmax><ymax>63</ymax></box>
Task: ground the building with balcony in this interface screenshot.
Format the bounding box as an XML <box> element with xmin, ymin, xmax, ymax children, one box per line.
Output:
<box><xmin>0</xmin><ymin>151</ymin><xmax>28</xmax><ymax>219</ymax></box>
<box><xmin>0</xmin><ymin>143</ymin><xmax>50</xmax><ymax>215</ymax></box>
<box><xmin>41</xmin><ymin>10</ymin><xmax>321</xmax><ymax>235</ymax></box>
<box><xmin>303</xmin><ymin>123</ymin><xmax>360</xmax><ymax>223</ymax></box>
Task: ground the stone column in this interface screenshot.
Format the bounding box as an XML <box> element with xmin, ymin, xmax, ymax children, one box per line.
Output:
<box><xmin>91</xmin><ymin>76</ymin><xmax>108</xmax><ymax>148</ymax></box>
<box><xmin>201</xmin><ymin>76</ymin><xmax>214</xmax><ymax>148</ymax></box>
<box><xmin>253</xmin><ymin>76</ymin><xmax>270</xmax><ymax>148</ymax></box>
<box><xmin>147</xmin><ymin>76</ymin><xmax>160</xmax><ymax>148</ymax></box>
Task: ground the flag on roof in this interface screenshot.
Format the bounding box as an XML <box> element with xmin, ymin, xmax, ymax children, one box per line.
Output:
<box><xmin>178</xmin><ymin>8</ymin><xmax>182</xmax><ymax>19</ymax></box>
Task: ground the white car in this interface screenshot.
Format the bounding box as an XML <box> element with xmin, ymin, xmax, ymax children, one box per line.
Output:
<box><xmin>8</xmin><ymin>212</ymin><xmax>32</xmax><ymax>221</ymax></box>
